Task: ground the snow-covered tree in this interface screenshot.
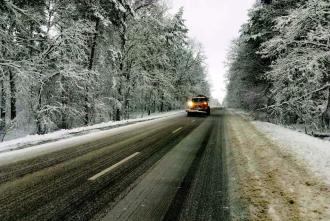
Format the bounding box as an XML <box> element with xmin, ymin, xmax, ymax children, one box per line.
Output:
<box><xmin>260</xmin><ymin>0</ymin><xmax>330</xmax><ymax>127</ymax></box>
<box><xmin>225</xmin><ymin>0</ymin><xmax>329</xmax><ymax>130</ymax></box>
<box><xmin>0</xmin><ymin>0</ymin><xmax>210</xmax><ymax>137</ymax></box>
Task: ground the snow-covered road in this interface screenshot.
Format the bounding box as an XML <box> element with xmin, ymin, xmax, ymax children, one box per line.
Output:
<box><xmin>1</xmin><ymin>108</ymin><xmax>329</xmax><ymax>221</ymax></box>
<box><xmin>0</xmin><ymin>109</ymin><xmax>229</xmax><ymax>221</ymax></box>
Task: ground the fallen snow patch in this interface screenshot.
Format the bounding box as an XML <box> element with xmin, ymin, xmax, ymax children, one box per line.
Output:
<box><xmin>253</xmin><ymin>121</ymin><xmax>330</xmax><ymax>185</ymax></box>
<box><xmin>0</xmin><ymin>110</ymin><xmax>183</xmax><ymax>154</ymax></box>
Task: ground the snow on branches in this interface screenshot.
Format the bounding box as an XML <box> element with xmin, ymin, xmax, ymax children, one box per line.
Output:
<box><xmin>260</xmin><ymin>0</ymin><xmax>330</xmax><ymax>126</ymax></box>
<box><xmin>0</xmin><ymin>0</ymin><xmax>209</xmax><ymax>138</ymax></box>
<box><xmin>226</xmin><ymin>0</ymin><xmax>330</xmax><ymax>130</ymax></box>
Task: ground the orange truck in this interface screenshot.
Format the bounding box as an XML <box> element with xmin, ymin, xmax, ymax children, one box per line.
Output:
<box><xmin>186</xmin><ymin>95</ymin><xmax>210</xmax><ymax>116</ymax></box>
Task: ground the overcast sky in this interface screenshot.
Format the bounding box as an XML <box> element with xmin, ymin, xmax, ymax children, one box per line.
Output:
<box><xmin>168</xmin><ymin>0</ymin><xmax>255</xmax><ymax>103</ymax></box>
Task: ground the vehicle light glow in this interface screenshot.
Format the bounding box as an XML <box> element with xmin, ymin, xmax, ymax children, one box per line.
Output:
<box><xmin>187</xmin><ymin>101</ymin><xmax>194</xmax><ymax>107</ymax></box>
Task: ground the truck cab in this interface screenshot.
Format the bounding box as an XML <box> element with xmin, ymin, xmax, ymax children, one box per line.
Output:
<box><xmin>186</xmin><ymin>95</ymin><xmax>210</xmax><ymax>116</ymax></box>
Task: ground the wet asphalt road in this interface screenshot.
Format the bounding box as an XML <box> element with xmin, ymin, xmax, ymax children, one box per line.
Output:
<box><xmin>0</xmin><ymin>109</ymin><xmax>229</xmax><ymax>221</ymax></box>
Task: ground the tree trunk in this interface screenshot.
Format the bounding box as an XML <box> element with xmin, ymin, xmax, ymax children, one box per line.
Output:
<box><xmin>60</xmin><ymin>76</ymin><xmax>68</xmax><ymax>129</ymax></box>
<box><xmin>0</xmin><ymin>81</ymin><xmax>5</xmax><ymax>122</ymax></box>
<box><xmin>36</xmin><ymin>87</ymin><xmax>43</xmax><ymax>134</ymax></box>
<box><xmin>115</xmin><ymin>108</ymin><xmax>121</xmax><ymax>121</ymax></box>
<box><xmin>153</xmin><ymin>99</ymin><xmax>156</xmax><ymax>113</ymax></box>
<box><xmin>160</xmin><ymin>94</ymin><xmax>164</xmax><ymax>112</ymax></box>
<box><xmin>0</xmin><ymin>22</ymin><xmax>15</xmax><ymax>125</ymax></box>
<box><xmin>147</xmin><ymin>91</ymin><xmax>153</xmax><ymax>116</ymax></box>
<box><xmin>116</xmin><ymin>14</ymin><xmax>129</xmax><ymax>121</ymax></box>
<box><xmin>4</xmin><ymin>74</ymin><xmax>11</xmax><ymax>125</ymax></box>
<box><xmin>322</xmin><ymin>86</ymin><xmax>330</xmax><ymax>128</ymax></box>
<box><xmin>115</xmin><ymin>82</ymin><xmax>122</xmax><ymax>121</ymax></box>
<box><xmin>123</xmin><ymin>87</ymin><xmax>131</xmax><ymax>119</ymax></box>
<box><xmin>85</xmin><ymin>18</ymin><xmax>100</xmax><ymax>125</ymax></box>
<box><xmin>9</xmin><ymin>70</ymin><xmax>16</xmax><ymax>120</ymax></box>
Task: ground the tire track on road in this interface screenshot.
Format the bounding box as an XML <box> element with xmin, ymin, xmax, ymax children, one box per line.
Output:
<box><xmin>164</xmin><ymin>110</ymin><xmax>230</xmax><ymax>221</ymax></box>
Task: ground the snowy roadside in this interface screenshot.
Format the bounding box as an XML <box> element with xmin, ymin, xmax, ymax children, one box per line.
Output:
<box><xmin>226</xmin><ymin>111</ymin><xmax>330</xmax><ymax>220</ymax></box>
<box><xmin>0</xmin><ymin>110</ymin><xmax>184</xmax><ymax>154</ymax></box>
<box><xmin>226</xmin><ymin>108</ymin><xmax>255</xmax><ymax>121</ymax></box>
<box><xmin>229</xmin><ymin>108</ymin><xmax>330</xmax><ymax>185</ymax></box>
<box><xmin>253</xmin><ymin>120</ymin><xmax>330</xmax><ymax>185</ymax></box>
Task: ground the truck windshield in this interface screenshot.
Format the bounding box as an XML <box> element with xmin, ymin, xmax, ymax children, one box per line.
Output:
<box><xmin>192</xmin><ymin>98</ymin><xmax>208</xmax><ymax>102</ymax></box>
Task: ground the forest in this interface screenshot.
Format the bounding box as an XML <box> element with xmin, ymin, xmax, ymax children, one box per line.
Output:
<box><xmin>0</xmin><ymin>0</ymin><xmax>209</xmax><ymax>136</ymax></box>
<box><xmin>225</xmin><ymin>0</ymin><xmax>330</xmax><ymax>132</ymax></box>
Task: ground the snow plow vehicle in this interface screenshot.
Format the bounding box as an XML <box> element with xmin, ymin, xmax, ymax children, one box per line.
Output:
<box><xmin>186</xmin><ymin>95</ymin><xmax>210</xmax><ymax>116</ymax></box>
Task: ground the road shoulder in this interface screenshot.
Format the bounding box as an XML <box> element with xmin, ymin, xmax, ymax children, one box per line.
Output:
<box><xmin>225</xmin><ymin>111</ymin><xmax>330</xmax><ymax>220</ymax></box>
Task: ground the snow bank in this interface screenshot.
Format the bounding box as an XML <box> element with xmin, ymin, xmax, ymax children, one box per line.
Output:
<box><xmin>253</xmin><ymin>121</ymin><xmax>330</xmax><ymax>185</ymax></box>
<box><xmin>0</xmin><ymin>111</ymin><xmax>183</xmax><ymax>154</ymax></box>
<box><xmin>226</xmin><ymin>108</ymin><xmax>254</xmax><ymax>121</ymax></box>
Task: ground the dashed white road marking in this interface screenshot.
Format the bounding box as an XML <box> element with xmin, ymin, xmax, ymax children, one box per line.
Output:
<box><xmin>88</xmin><ymin>152</ymin><xmax>140</xmax><ymax>181</ymax></box>
<box><xmin>172</xmin><ymin>127</ymin><xmax>183</xmax><ymax>134</ymax></box>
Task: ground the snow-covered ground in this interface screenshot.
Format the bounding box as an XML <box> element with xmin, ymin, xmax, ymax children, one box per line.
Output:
<box><xmin>254</xmin><ymin>121</ymin><xmax>330</xmax><ymax>185</ymax></box>
<box><xmin>0</xmin><ymin>110</ymin><xmax>183</xmax><ymax>154</ymax></box>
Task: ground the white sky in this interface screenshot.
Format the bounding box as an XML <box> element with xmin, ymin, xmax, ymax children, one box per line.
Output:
<box><xmin>168</xmin><ymin>0</ymin><xmax>255</xmax><ymax>103</ymax></box>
